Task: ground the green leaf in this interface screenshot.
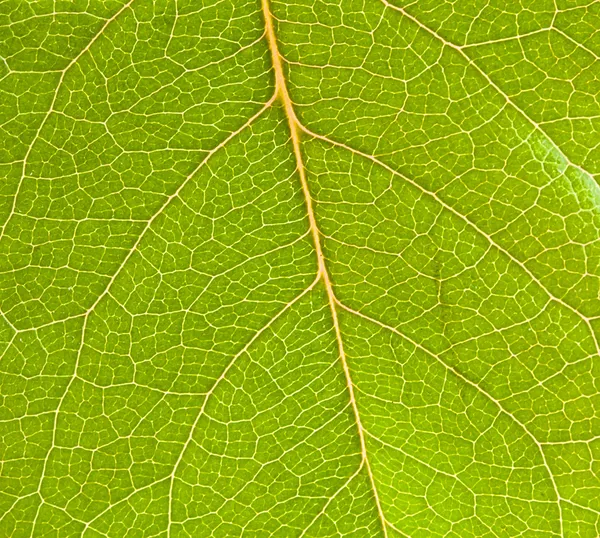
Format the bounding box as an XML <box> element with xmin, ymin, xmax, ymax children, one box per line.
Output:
<box><xmin>1</xmin><ymin>0</ymin><xmax>600</xmax><ymax>536</ymax></box>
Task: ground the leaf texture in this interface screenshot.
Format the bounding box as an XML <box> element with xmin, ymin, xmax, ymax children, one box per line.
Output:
<box><xmin>1</xmin><ymin>0</ymin><xmax>600</xmax><ymax>536</ymax></box>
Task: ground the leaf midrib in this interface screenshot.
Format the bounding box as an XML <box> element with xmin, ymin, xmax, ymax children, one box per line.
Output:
<box><xmin>13</xmin><ymin>0</ymin><xmax>600</xmax><ymax>534</ymax></box>
<box><xmin>261</xmin><ymin>0</ymin><xmax>391</xmax><ymax>535</ymax></box>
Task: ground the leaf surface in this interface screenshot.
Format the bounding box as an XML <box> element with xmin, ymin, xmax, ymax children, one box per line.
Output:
<box><xmin>1</xmin><ymin>0</ymin><xmax>600</xmax><ymax>536</ymax></box>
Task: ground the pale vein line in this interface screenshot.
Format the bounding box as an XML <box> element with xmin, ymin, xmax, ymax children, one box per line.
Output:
<box><xmin>362</xmin><ymin>428</ymin><xmax>469</xmax><ymax>487</ymax></box>
<box><xmin>262</xmin><ymin>1</ymin><xmax>388</xmax><ymax>536</ymax></box>
<box><xmin>28</xmin><ymin>97</ymin><xmax>277</xmax><ymax>536</ymax></box>
<box><xmin>25</xmin><ymin>277</ymin><xmax>317</xmax><ymax>534</ymax></box>
<box><xmin>362</xmin><ymin>426</ymin><xmax>538</xmax><ymax>537</ymax></box>
<box><xmin>0</xmin><ymin>310</ymin><xmax>17</xmax><ymax>334</ymax></box>
<box><xmin>82</xmin><ymin>477</ymin><xmax>171</xmax><ymax>533</ymax></box>
<box><xmin>6</xmin><ymin>3</ymin><xmax>595</xmax><ymax>536</ymax></box>
<box><xmin>336</xmin><ymin>299</ymin><xmax>569</xmax><ymax>532</ymax></box>
<box><xmin>89</xmin><ymin>385</ymin><xmax>347</xmax><ymax>534</ymax></box>
<box><xmin>386</xmin><ymin>520</ymin><xmax>412</xmax><ymax>538</ymax></box>
<box><xmin>166</xmin><ymin>274</ymin><xmax>320</xmax><ymax>537</ymax></box>
<box><xmin>552</xmin><ymin>26</ymin><xmax>600</xmax><ymax>63</ymax></box>
<box><xmin>561</xmin><ymin>498</ymin><xmax>600</xmax><ymax>517</ymax></box>
<box><xmin>460</xmin><ymin>27</ymin><xmax>551</xmax><ymax>49</ymax></box>
<box><xmin>0</xmin><ymin>0</ymin><xmax>136</xmax><ymax>242</ymax></box>
<box><xmin>297</xmin><ymin>122</ymin><xmax>600</xmax><ymax>361</ymax></box>
<box><xmin>380</xmin><ymin>0</ymin><xmax>598</xmax><ymax>188</ymax></box>
<box><xmin>74</xmin><ymin>94</ymin><xmax>276</xmax><ymax>319</ymax></box>
<box><xmin>300</xmin><ymin>114</ymin><xmax>600</xmax><ymax>531</ymax></box>
<box><xmin>542</xmin><ymin>433</ymin><xmax>600</xmax><ymax>445</ymax></box>
<box><xmin>298</xmin><ymin>463</ymin><xmax>364</xmax><ymax>538</ymax></box>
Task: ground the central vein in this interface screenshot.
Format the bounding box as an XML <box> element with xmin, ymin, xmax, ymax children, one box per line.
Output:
<box><xmin>261</xmin><ymin>0</ymin><xmax>388</xmax><ymax>534</ymax></box>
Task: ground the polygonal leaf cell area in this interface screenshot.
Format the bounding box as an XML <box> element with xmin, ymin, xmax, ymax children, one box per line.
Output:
<box><xmin>1</xmin><ymin>0</ymin><xmax>600</xmax><ymax>536</ymax></box>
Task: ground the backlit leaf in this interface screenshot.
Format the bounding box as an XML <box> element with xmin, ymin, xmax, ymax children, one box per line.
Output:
<box><xmin>1</xmin><ymin>0</ymin><xmax>600</xmax><ymax>536</ymax></box>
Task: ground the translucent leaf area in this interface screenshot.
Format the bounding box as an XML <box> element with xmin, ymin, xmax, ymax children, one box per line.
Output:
<box><xmin>1</xmin><ymin>0</ymin><xmax>600</xmax><ymax>536</ymax></box>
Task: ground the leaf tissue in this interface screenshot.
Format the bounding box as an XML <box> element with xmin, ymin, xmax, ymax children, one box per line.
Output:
<box><xmin>1</xmin><ymin>0</ymin><xmax>600</xmax><ymax>536</ymax></box>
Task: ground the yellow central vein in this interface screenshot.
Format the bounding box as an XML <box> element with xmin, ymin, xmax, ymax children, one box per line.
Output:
<box><xmin>261</xmin><ymin>1</ymin><xmax>388</xmax><ymax>535</ymax></box>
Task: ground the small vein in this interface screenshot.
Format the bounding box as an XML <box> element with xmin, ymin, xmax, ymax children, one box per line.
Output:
<box><xmin>0</xmin><ymin>0</ymin><xmax>137</xmax><ymax>242</ymax></box>
<box><xmin>380</xmin><ymin>0</ymin><xmax>598</xmax><ymax>191</ymax></box>
<box><xmin>296</xmin><ymin>122</ymin><xmax>600</xmax><ymax>361</ymax></box>
<box><xmin>28</xmin><ymin>97</ymin><xmax>277</xmax><ymax>536</ymax></box>
<box><xmin>166</xmin><ymin>274</ymin><xmax>320</xmax><ymax>536</ymax></box>
<box><xmin>336</xmin><ymin>299</ymin><xmax>566</xmax><ymax>535</ymax></box>
<box><xmin>552</xmin><ymin>26</ymin><xmax>600</xmax><ymax>63</ymax></box>
<box><xmin>298</xmin><ymin>462</ymin><xmax>365</xmax><ymax>538</ymax></box>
